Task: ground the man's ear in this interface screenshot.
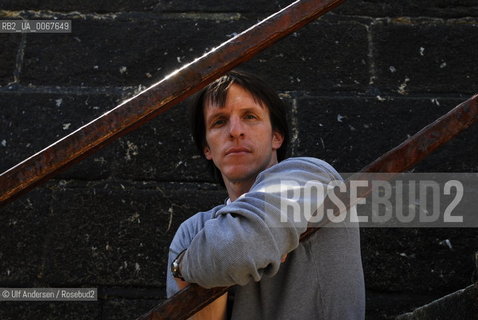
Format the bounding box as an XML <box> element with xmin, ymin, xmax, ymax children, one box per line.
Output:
<box><xmin>272</xmin><ymin>131</ymin><xmax>284</xmax><ymax>150</ymax></box>
<box><xmin>204</xmin><ymin>145</ymin><xmax>212</xmax><ymax>160</ymax></box>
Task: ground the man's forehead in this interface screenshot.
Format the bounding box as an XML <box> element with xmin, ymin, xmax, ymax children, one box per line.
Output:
<box><xmin>204</xmin><ymin>85</ymin><xmax>267</xmax><ymax>111</ymax></box>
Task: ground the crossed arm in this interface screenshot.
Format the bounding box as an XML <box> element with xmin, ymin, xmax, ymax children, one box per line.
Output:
<box><xmin>173</xmin><ymin>253</ymin><xmax>287</xmax><ymax>320</ymax></box>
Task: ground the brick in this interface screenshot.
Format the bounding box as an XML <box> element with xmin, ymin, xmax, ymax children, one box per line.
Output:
<box><xmin>150</xmin><ymin>0</ymin><xmax>292</xmax><ymax>13</ymax></box>
<box><xmin>44</xmin><ymin>180</ymin><xmax>226</xmax><ymax>286</ymax></box>
<box><xmin>0</xmin><ymin>187</ymin><xmax>51</xmax><ymax>285</ymax></box>
<box><xmin>0</xmin><ymin>92</ymin><xmax>122</xmax><ymax>178</ymax></box>
<box><xmin>361</xmin><ymin>228</ymin><xmax>476</xmax><ymax>293</ymax></box>
<box><xmin>372</xmin><ymin>19</ymin><xmax>478</xmax><ymax>95</ymax></box>
<box><xmin>0</xmin><ymin>0</ymin><xmax>291</xmax><ymax>13</ymax></box>
<box><xmin>0</xmin><ymin>0</ymin><xmax>157</xmax><ymax>12</ymax></box>
<box><xmin>20</xmin><ymin>13</ymin><xmax>250</xmax><ymax>87</ymax></box>
<box><xmin>295</xmin><ymin>96</ymin><xmax>478</xmax><ymax>172</ymax></box>
<box><xmin>244</xmin><ymin>17</ymin><xmax>370</xmax><ymax>92</ymax></box>
<box><xmin>0</xmin><ymin>34</ymin><xmax>21</xmax><ymax>86</ymax></box>
<box><xmin>337</xmin><ymin>0</ymin><xmax>478</xmax><ymax>18</ymax></box>
<box><xmin>110</xmin><ymin>99</ymin><xmax>213</xmax><ymax>182</ymax></box>
<box><xmin>6</xmin><ymin>1</ymin><xmax>477</xmax><ymax>17</ymax></box>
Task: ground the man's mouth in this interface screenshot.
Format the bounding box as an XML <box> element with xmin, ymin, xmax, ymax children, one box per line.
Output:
<box><xmin>225</xmin><ymin>147</ymin><xmax>251</xmax><ymax>155</ymax></box>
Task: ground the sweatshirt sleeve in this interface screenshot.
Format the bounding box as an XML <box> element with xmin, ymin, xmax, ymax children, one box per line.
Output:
<box><xmin>166</xmin><ymin>207</ymin><xmax>221</xmax><ymax>298</ymax></box>
<box><xmin>179</xmin><ymin>157</ymin><xmax>342</xmax><ymax>288</ymax></box>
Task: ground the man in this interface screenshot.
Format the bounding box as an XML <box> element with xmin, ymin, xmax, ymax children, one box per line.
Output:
<box><xmin>167</xmin><ymin>70</ymin><xmax>365</xmax><ymax>319</ymax></box>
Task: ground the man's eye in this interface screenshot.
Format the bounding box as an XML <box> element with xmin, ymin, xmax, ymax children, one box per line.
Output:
<box><xmin>245</xmin><ymin>114</ymin><xmax>257</xmax><ymax>119</ymax></box>
<box><xmin>212</xmin><ymin>119</ymin><xmax>225</xmax><ymax>126</ymax></box>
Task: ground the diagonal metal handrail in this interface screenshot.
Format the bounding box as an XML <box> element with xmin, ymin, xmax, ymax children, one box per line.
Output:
<box><xmin>137</xmin><ymin>94</ymin><xmax>478</xmax><ymax>319</ymax></box>
<box><xmin>0</xmin><ymin>0</ymin><xmax>345</xmax><ymax>206</ymax></box>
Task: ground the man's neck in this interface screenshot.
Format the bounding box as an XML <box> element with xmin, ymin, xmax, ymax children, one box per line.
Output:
<box><xmin>222</xmin><ymin>154</ymin><xmax>280</xmax><ymax>202</ymax></box>
<box><xmin>224</xmin><ymin>178</ymin><xmax>256</xmax><ymax>202</ymax></box>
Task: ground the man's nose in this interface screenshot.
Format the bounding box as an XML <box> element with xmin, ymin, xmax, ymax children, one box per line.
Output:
<box><xmin>229</xmin><ymin>116</ymin><xmax>245</xmax><ymax>138</ymax></box>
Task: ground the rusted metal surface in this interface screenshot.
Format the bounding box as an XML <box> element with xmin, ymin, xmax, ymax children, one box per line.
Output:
<box><xmin>0</xmin><ymin>0</ymin><xmax>345</xmax><ymax>206</ymax></box>
<box><xmin>141</xmin><ymin>94</ymin><xmax>478</xmax><ymax>319</ymax></box>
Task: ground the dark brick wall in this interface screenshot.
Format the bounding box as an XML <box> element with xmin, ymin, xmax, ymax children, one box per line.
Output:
<box><xmin>1</xmin><ymin>1</ymin><xmax>477</xmax><ymax>319</ymax></box>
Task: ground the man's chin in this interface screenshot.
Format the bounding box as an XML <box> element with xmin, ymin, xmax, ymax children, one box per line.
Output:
<box><xmin>222</xmin><ymin>167</ymin><xmax>257</xmax><ymax>183</ymax></box>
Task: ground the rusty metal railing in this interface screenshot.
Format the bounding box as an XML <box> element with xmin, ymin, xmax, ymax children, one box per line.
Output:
<box><xmin>0</xmin><ymin>0</ymin><xmax>345</xmax><ymax>206</ymax></box>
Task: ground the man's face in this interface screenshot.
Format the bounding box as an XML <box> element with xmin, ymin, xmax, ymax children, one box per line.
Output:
<box><xmin>203</xmin><ymin>84</ymin><xmax>284</xmax><ymax>185</ymax></box>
